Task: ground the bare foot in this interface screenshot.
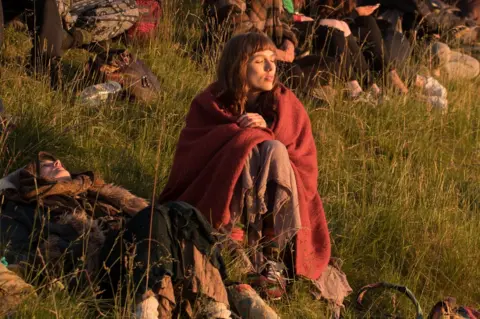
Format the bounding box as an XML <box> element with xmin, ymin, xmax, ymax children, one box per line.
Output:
<box><xmin>346</xmin><ymin>80</ymin><xmax>363</xmax><ymax>98</ymax></box>
<box><xmin>415</xmin><ymin>75</ymin><xmax>426</xmax><ymax>89</ymax></box>
<box><xmin>389</xmin><ymin>70</ymin><xmax>409</xmax><ymax>94</ymax></box>
<box><xmin>369</xmin><ymin>83</ymin><xmax>381</xmax><ymax>96</ymax></box>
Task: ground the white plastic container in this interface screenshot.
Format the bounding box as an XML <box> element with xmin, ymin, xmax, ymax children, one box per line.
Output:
<box><xmin>77</xmin><ymin>81</ymin><xmax>122</xmax><ymax>107</ymax></box>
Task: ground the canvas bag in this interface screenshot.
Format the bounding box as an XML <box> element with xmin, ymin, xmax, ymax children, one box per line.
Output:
<box><xmin>87</xmin><ymin>49</ymin><xmax>161</xmax><ymax>103</ymax></box>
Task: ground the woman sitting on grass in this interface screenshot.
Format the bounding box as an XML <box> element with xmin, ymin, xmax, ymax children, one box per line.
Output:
<box><xmin>159</xmin><ymin>32</ymin><xmax>337</xmax><ymax>301</ymax></box>
<box><xmin>0</xmin><ymin>152</ymin><xmax>231</xmax><ymax>319</ymax></box>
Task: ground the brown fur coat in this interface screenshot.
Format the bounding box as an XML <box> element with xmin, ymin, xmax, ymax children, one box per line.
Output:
<box><xmin>2</xmin><ymin>168</ymin><xmax>149</xmax><ymax>275</ymax></box>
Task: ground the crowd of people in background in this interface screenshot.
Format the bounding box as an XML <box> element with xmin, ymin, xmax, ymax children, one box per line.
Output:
<box><xmin>1</xmin><ymin>0</ymin><xmax>480</xmax><ymax>318</ymax></box>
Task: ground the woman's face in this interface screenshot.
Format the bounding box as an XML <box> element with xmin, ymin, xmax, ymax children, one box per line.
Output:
<box><xmin>39</xmin><ymin>160</ymin><xmax>72</xmax><ymax>181</ymax></box>
<box><xmin>246</xmin><ymin>50</ymin><xmax>276</xmax><ymax>94</ymax></box>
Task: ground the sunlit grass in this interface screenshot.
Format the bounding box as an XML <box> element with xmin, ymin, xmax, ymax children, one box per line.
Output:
<box><xmin>1</xmin><ymin>1</ymin><xmax>480</xmax><ymax>317</ymax></box>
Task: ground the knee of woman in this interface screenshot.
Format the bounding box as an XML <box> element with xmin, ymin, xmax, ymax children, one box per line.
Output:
<box><xmin>320</xmin><ymin>20</ymin><xmax>351</xmax><ymax>38</ymax></box>
<box><xmin>260</xmin><ymin>140</ymin><xmax>289</xmax><ymax>158</ymax></box>
<box><xmin>339</xmin><ymin>21</ymin><xmax>352</xmax><ymax>37</ymax></box>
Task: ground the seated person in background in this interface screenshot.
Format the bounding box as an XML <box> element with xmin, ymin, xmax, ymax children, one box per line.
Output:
<box><xmin>0</xmin><ymin>0</ymin><xmax>139</xmax><ymax>88</ymax></box>
<box><xmin>202</xmin><ymin>0</ymin><xmax>297</xmax><ymax>62</ymax></box>
<box><xmin>159</xmin><ymin>32</ymin><xmax>351</xmax><ymax>312</ymax></box>
<box><xmin>201</xmin><ymin>0</ymin><xmax>346</xmax><ymax>100</ymax></box>
<box><xmin>0</xmin><ymin>152</ymin><xmax>231</xmax><ymax>319</ymax></box>
<box><xmin>360</xmin><ymin>0</ymin><xmax>480</xmax><ymax>42</ymax></box>
<box><xmin>455</xmin><ymin>0</ymin><xmax>480</xmax><ymax>25</ymax></box>
<box><xmin>295</xmin><ymin>0</ymin><xmax>409</xmax><ymax>97</ymax></box>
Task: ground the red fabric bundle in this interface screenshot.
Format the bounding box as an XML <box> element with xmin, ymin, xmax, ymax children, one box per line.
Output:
<box><xmin>159</xmin><ymin>83</ymin><xmax>331</xmax><ymax>280</ymax></box>
<box><xmin>127</xmin><ymin>0</ymin><xmax>162</xmax><ymax>41</ymax></box>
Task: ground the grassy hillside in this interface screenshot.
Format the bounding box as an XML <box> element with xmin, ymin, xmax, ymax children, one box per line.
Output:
<box><xmin>1</xmin><ymin>1</ymin><xmax>480</xmax><ymax>317</ymax></box>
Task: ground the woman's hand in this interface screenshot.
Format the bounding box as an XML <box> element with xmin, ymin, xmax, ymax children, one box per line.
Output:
<box><xmin>293</xmin><ymin>14</ymin><xmax>314</xmax><ymax>22</ymax></box>
<box><xmin>237</xmin><ymin>113</ymin><xmax>267</xmax><ymax>128</ymax></box>
<box><xmin>355</xmin><ymin>4</ymin><xmax>380</xmax><ymax>16</ymax></box>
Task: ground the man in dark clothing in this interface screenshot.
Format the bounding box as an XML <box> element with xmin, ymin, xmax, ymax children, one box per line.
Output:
<box><xmin>0</xmin><ymin>0</ymin><xmax>139</xmax><ymax>88</ymax></box>
<box><xmin>1</xmin><ymin>0</ymin><xmax>64</xmax><ymax>88</ymax></box>
<box><xmin>360</xmin><ymin>0</ymin><xmax>477</xmax><ymax>36</ymax></box>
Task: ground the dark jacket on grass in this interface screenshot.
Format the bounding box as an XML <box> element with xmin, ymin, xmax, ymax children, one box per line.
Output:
<box><xmin>101</xmin><ymin>201</ymin><xmax>228</xmax><ymax>303</ymax></box>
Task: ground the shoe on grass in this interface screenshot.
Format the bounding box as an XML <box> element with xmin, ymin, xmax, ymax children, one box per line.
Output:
<box><xmin>247</xmin><ymin>260</ymin><xmax>287</xmax><ymax>300</ymax></box>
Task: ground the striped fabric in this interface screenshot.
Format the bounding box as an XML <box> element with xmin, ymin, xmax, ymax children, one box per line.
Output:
<box><xmin>206</xmin><ymin>0</ymin><xmax>298</xmax><ymax>46</ymax></box>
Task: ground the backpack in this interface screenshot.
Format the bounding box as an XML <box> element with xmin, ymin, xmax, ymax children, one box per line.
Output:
<box><xmin>356</xmin><ymin>282</ymin><xmax>479</xmax><ymax>319</ymax></box>
<box><xmin>86</xmin><ymin>49</ymin><xmax>161</xmax><ymax>103</ymax></box>
<box><xmin>429</xmin><ymin>297</ymin><xmax>480</xmax><ymax>319</ymax></box>
<box><xmin>126</xmin><ymin>0</ymin><xmax>162</xmax><ymax>42</ymax></box>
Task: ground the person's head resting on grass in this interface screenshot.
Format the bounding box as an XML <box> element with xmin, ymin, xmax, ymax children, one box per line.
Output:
<box><xmin>0</xmin><ymin>152</ymin><xmax>72</xmax><ymax>194</ymax></box>
<box><xmin>25</xmin><ymin>152</ymin><xmax>72</xmax><ymax>182</ymax></box>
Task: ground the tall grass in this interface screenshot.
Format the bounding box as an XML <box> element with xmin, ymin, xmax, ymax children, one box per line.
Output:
<box><xmin>1</xmin><ymin>1</ymin><xmax>480</xmax><ymax>317</ymax></box>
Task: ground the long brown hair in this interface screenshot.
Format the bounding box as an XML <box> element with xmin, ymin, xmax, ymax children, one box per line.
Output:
<box><xmin>216</xmin><ymin>32</ymin><xmax>278</xmax><ymax>116</ymax></box>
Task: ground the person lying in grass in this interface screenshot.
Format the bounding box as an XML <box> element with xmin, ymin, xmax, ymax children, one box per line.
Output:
<box><xmin>0</xmin><ymin>152</ymin><xmax>231</xmax><ymax>319</ymax></box>
<box><xmin>159</xmin><ymin>33</ymin><xmax>350</xmax><ymax>308</ymax></box>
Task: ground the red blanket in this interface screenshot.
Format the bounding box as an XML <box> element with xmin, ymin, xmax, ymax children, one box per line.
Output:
<box><xmin>159</xmin><ymin>83</ymin><xmax>330</xmax><ymax>280</ymax></box>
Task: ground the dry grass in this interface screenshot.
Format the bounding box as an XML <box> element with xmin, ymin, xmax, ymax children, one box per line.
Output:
<box><xmin>1</xmin><ymin>1</ymin><xmax>480</xmax><ymax>318</ymax></box>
